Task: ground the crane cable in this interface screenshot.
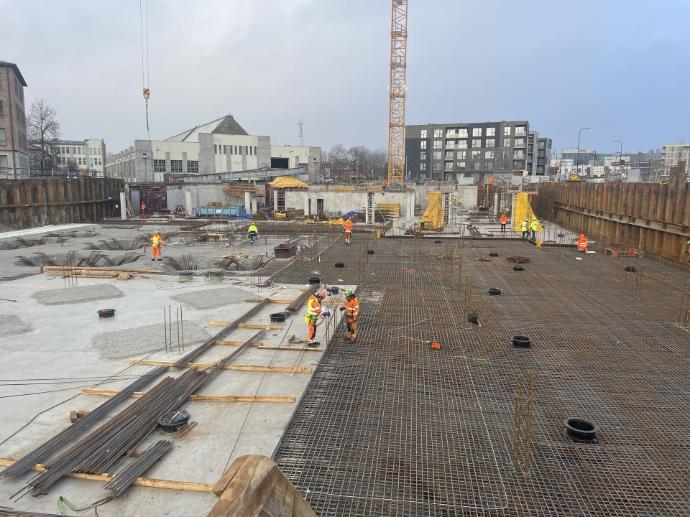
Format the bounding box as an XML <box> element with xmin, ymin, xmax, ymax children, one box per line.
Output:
<box><xmin>139</xmin><ymin>0</ymin><xmax>151</xmax><ymax>132</ymax></box>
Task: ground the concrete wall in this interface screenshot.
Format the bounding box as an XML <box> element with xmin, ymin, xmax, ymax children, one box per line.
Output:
<box><xmin>0</xmin><ymin>178</ymin><xmax>123</xmax><ymax>229</ymax></box>
<box><xmin>285</xmin><ymin>189</ymin><xmax>416</xmax><ymax>221</ymax></box>
<box><xmin>414</xmin><ymin>184</ymin><xmax>478</xmax><ymax>210</ymax></box>
<box><xmin>164</xmin><ymin>184</ymin><xmax>242</xmax><ymax>213</ymax></box>
<box><xmin>533</xmin><ymin>180</ymin><xmax>690</xmax><ymax>263</ymax></box>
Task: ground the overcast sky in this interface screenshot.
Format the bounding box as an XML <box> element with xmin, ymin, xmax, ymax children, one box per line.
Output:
<box><xmin>3</xmin><ymin>0</ymin><xmax>690</xmax><ymax>155</ymax></box>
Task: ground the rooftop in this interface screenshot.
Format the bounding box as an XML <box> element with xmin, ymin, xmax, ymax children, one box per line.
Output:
<box><xmin>0</xmin><ymin>60</ymin><xmax>27</xmax><ymax>87</ymax></box>
<box><xmin>165</xmin><ymin>115</ymin><xmax>248</xmax><ymax>143</ymax></box>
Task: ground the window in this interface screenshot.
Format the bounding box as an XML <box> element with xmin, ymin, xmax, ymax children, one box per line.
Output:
<box><xmin>433</xmin><ymin>151</ymin><xmax>442</xmax><ymax>160</ymax></box>
<box><xmin>433</xmin><ymin>129</ymin><xmax>442</xmax><ymax>138</ymax></box>
<box><xmin>445</xmin><ymin>140</ymin><xmax>455</xmax><ymax>150</ymax></box>
<box><xmin>457</xmin><ymin>150</ymin><xmax>466</xmax><ymax>159</ymax></box>
<box><xmin>458</xmin><ymin>128</ymin><xmax>468</xmax><ymax>138</ymax></box>
<box><xmin>170</xmin><ymin>160</ymin><xmax>182</xmax><ymax>173</ymax></box>
<box><xmin>187</xmin><ymin>160</ymin><xmax>199</xmax><ymax>173</ymax></box>
<box><xmin>514</xmin><ymin>149</ymin><xmax>525</xmax><ymax>159</ymax></box>
<box><xmin>0</xmin><ymin>155</ymin><xmax>7</xmax><ymax>171</ymax></box>
<box><xmin>515</xmin><ymin>126</ymin><xmax>526</xmax><ymax>136</ymax></box>
<box><xmin>420</xmin><ymin>152</ymin><xmax>427</xmax><ymax>160</ymax></box>
<box><xmin>446</xmin><ymin>128</ymin><xmax>468</xmax><ymax>138</ymax></box>
<box><xmin>473</xmin><ymin>162</ymin><xmax>482</xmax><ymax>170</ymax></box>
<box><xmin>444</xmin><ymin>162</ymin><xmax>454</xmax><ymax>171</ymax></box>
<box><xmin>457</xmin><ymin>139</ymin><xmax>468</xmax><ymax>149</ymax></box>
<box><xmin>486</xmin><ymin>127</ymin><xmax>496</xmax><ymax>137</ymax></box>
<box><xmin>485</xmin><ymin>150</ymin><xmax>495</xmax><ymax>159</ymax></box>
<box><xmin>432</xmin><ymin>161</ymin><xmax>443</xmax><ymax>171</ymax></box>
<box><xmin>472</xmin><ymin>127</ymin><xmax>483</xmax><ymax>137</ymax></box>
<box><xmin>472</xmin><ymin>139</ymin><xmax>482</xmax><ymax>148</ymax></box>
<box><xmin>456</xmin><ymin>161</ymin><xmax>466</xmax><ymax>169</ymax></box>
<box><xmin>445</xmin><ymin>151</ymin><xmax>454</xmax><ymax>160</ymax></box>
<box><xmin>486</xmin><ymin>138</ymin><xmax>495</xmax><ymax>147</ymax></box>
<box><xmin>504</xmin><ymin>138</ymin><xmax>511</xmax><ymax>148</ymax></box>
<box><xmin>0</xmin><ymin>128</ymin><xmax>6</xmax><ymax>146</ymax></box>
<box><xmin>515</xmin><ymin>137</ymin><xmax>526</xmax><ymax>147</ymax></box>
<box><xmin>472</xmin><ymin>150</ymin><xmax>481</xmax><ymax>159</ymax></box>
<box><xmin>420</xmin><ymin>140</ymin><xmax>427</xmax><ymax>150</ymax></box>
<box><xmin>420</xmin><ymin>129</ymin><xmax>428</xmax><ymax>139</ymax></box>
<box><xmin>153</xmin><ymin>159</ymin><xmax>166</xmax><ymax>172</ymax></box>
<box><xmin>223</xmin><ymin>145</ymin><xmax>227</xmax><ymax>154</ymax></box>
<box><xmin>420</xmin><ymin>162</ymin><xmax>427</xmax><ymax>171</ymax></box>
<box><xmin>433</xmin><ymin>140</ymin><xmax>442</xmax><ymax>149</ymax></box>
<box><xmin>503</xmin><ymin>126</ymin><xmax>512</xmax><ymax>136</ymax></box>
<box><xmin>0</xmin><ymin>100</ymin><xmax>3</xmax><ymax>116</ymax></box>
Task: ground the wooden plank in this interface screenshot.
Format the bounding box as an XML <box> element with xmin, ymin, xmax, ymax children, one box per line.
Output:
<box><xmin>208</xmin><ymin>322</ymin><xmax>281</xmax><ymax>331</ymax></box>
<box><xmin>257</xmin><ymin>345</ymin><xmax>325</xmax><ymax>352</ymax></box>
<box><xmin>0</xmin><ymin>458</ymin><xmax>214</xmax><ymax>493</ymax></box>
<box><xmin>213</xmin><ymin>456</ymin><xmax>249</xmax><ymax>496</ymax></box>
<box><xmin>81</xmin><ymin>388</ymin><xmax>296</xmax><ymax>403</ymax></box>
<box><xmin>126</xmin><ymin>359</ymin><xmax>310</xmax><ymax>373</ymax></box>
<box><xmin>42</xmin><ymin>266</ymin><xmax>164</xmax><ymax>274</ymax></box>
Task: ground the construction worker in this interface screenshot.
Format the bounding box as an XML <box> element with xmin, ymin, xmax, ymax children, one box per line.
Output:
<box><xmin>305</xmin><ymin>289</ymin><xmax>330</xmax><ymax>347</ymax></box>
<box><xmin>499</xmin><ymin>212</ymin><xmax>508</xmax><ymax>233</ymax></box>
<box><xmin>340</xmin><ymin>289</ymin><xmax>360</xmax><ymax>342</ymax></box>
<box><xmin>247</xmin><ymin>223</ymin><xmax>258</xmax><ymax>245</ymax></box>
<box><xmin>520</xmin><ymin>219</ymin><xmax>529</xmax><ymax>240</ymax></box>
<box><xmin>343</xmin><ymin>217</ymin><xmax>353</xmax><ymax>245</ymax></box>
<box><xmin>687</xmin><ymin>238</ymin><xmax>690</xmax><ymax>260</ymax></box>
<box><xmin>530</xmin><ymin>218</ymin><xmax>540</xmax><ymax>240</ymax></box>
<box><xmin>150</xmin><ymin>229</ymin><xmax>163</xmax><ymax>261</ymax></box>
<box><xmin>577</xmin><ymin>233</ymin><xmax>588</xmax><ymax>253</ymax></box>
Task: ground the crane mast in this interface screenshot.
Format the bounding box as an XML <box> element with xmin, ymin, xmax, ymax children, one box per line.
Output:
<box><xmin>386</xmin><ymin>0</ymin><xmax>408</xmax><ymax>188</ymax></box>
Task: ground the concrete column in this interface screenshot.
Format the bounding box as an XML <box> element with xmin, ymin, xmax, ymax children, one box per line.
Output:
<box><xmin>303</xmin><ymin>194</ymin><xmax>310</xmax><ymax>216</ymax></box>
<box><xmin>251</xmin><ymin>199</ymin><xmax>258</xmax><ymax>214</ymax></box>
<box><xmin>119</xmin><ymin>191</ymin><xmax>127</xmax><ymax>220</ymax></box>
<box><xmin>273</xmin><ymin>191</ymin><xmax>279</xmax><ymax>212</ymax></box>
<box><xmin>244</xmin><ymin>191</ymin><xmax>252</xmax><ymax>214</ymax></box>
<box><xmin>406</xmin><ymin>192</ymin><xmax>415</xmax><ymax>222</ymax></box>
<box><xmin>184</xmin><ymin>190</ymin><xmax>193</xmax><ymax>216</ymax></box>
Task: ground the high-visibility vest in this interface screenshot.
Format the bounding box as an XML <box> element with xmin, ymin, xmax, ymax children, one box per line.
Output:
<box><xmin>578</xmin><ymin>237</ymin><xmax>588</xmax><ymax>251</ymax></box>
<box><xmin>530</xmin><ymin>220</ymin><xmax>539</xmax><ymax>231</ymax></box>
<box><xmin>304</xmin><ymin>295</ymin><xmax>321</xmax><ymax>323</ymax></box>
<box><xmin>151</xmin><ymin>234</ymin><xmax>161</xmax><ymax>248</ymax></box>
<box><xmin>248</xmin><ymin>225</ymin><xmax>258</xmax><ymax>234</ymax></box>
<box><xmin>520</xmin><ymin>221</ymin><xmax>528</xmax><ymax>232</ymax></box>
<box><xmin>499</xmin><ymin>215</ymin><xmax>507</xmax><ymax>224</ymax></box>
<box><xmin>344</xmin><ymin>297</ymin><xmax>360</xmax><ymax>319</ymax></box>
<box><xmin>343</xmin><ymin>220</ymin><xmax>353</xmax><ymax>232</ymax></box>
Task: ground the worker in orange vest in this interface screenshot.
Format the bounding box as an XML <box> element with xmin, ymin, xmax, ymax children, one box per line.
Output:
<box><xmin>499</xmin><ymin>212</ymin><xmax>508</xmax><ymax>233</ymax></box>
<box><xmin>304</xmin><ymin>289</ymin><xmax>330</xmax><ymax>347</ymax></box>
<box><xmin>340</xmin><ymin>289</ymin><xmax>360</xmax><ymax>342</ymax></box>
<box><xmin>150</xmin><ymin>229</ymin><xmax>164</xmax><ymax>261</ymax></box>
<box><xmin>343</xmin><ymin>217</ymin><xmax>353</xmax><ymax>245</ymax></box>
<box><xmin>577</xmin><ymin>233</ymin><xmax>588</xmax><ymax>253</ymax></box>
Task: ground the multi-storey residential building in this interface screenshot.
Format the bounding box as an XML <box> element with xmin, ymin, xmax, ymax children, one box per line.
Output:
<box><xmin>405</xmin><ymin>121</ymin><xmax>534</xmax><ymax>183</ymax></box>
<box><xmin>537</xmin><ymin>137</ymin><xmax>552</xmax><ymax>176</ymax></box>
<box><xmin>0</xmin><ymin>60</ymin><xmax>28</xmax><ymax>178</ymax></box>
<box><xmin>661</xmin><ymin>144</ymin><xmax>690</xmax><ymax>179</ymax></box>
<box><xmin>29</xmin><ymin>138</ymin><xmax>106</xmax><ymax>177</ymax></box>
<box><xmin>106</xmin><ymin>115</ymin><xmax>321</xmax><ymax>183</ymax></box>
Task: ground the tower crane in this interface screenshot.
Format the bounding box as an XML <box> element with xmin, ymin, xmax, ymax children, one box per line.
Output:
<box><xmin>386</xmin><ymin>0</ymin><xmax>408</xmax><ymax>188</ymax></box>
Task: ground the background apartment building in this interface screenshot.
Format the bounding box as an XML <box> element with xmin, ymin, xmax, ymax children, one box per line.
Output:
<box><xmin>406</xmin><ymin>121</ymin><xmax>542</xmax><ymax>183</ymax></box>
<box><xmin>29</xmin><ymin>138</ymin><xmax>106</xmax><ymax>177</ymax></box>
<box><xmin>0</xmin><ymin>60</ymin><xmax>28</xmax><ymax>178</ymax></box>
<box><xmin>661</xmin><ymin>144</ymin><xmax>690</xmax><ymax>179</ymax></box>
<box><xmin>106</xmin><ymin>115</ymin><xmax>321</xmax><ymax>183</ymax></box>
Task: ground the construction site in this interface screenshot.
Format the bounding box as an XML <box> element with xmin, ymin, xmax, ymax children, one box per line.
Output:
<box><xmin>1</xmin><ymin>1</ymin><xmax>690</xmax><ymax>516</ymax></box>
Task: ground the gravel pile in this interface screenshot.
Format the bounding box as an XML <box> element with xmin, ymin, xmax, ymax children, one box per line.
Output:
<box><xmin>91</xmin><ymin>321</ymin><xmax>211</xmax><ymax>359</ymax></box>
<box><xmin>0</xmin><ymin>315</ymin><xmax>33</xmax><ymax>337</ymax></box>
<box><xmin>173</xmin><ymin>286</ymin><xmax>250</xmax><ymax>310</ymax></box>
<box><xmin>32</xmin><ymin>284</ymin><xmax>124</xmax><ymax>305</ymax></box>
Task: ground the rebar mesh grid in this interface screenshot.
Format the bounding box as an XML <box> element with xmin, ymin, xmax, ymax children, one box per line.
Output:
<box><xmin>271</xmin><ymin>235</ymin><xmax>690</xmax><ymax>516</ymax></box>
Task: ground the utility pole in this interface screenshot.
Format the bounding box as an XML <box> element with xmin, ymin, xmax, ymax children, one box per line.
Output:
<box><xmin>577</xmin><ymin>127</ymin><xmax>590</xmax><ymax>176</ymax></box>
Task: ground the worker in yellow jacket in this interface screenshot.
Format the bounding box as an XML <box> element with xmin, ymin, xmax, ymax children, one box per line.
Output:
<box><xmin>150</xmin><ymin>229</ymin><xmax>164</xmax><ymax>261</ymax></box>
<box><xmin>304</xmin><ymin>289</ymin><xmax>330</xmax><ymax>347</ymax></box>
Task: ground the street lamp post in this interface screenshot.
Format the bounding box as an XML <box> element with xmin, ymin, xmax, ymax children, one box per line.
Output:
<box><xmin>577</xmin><ymin>127</ymin><xmax>590</xmax><ymax>176</ymax></box>
<box><xmin>613</xmin><ymin>140</ymin><xmax>623</xmax><ymax>170</ymax></box>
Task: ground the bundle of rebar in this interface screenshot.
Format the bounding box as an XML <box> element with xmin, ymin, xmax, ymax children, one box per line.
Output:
<box><xmin>13</xmin><ymin>332</ymin><xmax>263</xmax><ymax>498</ymax></box>
<box><xmin>104</xmin><ymin>441</ymin><xmax>172</xmax><ymax>497</ymax></box>
<box><xmin>0</xmin><ymin>366</ymin><xmax>167</xmax><ymax>480</ymax></box>
<box><xmin>172</xmin><ymin>299</ymin><xmax>269</xmax><ymax>368</ymax></box>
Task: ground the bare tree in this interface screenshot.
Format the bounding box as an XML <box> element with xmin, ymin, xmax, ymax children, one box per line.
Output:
<box><xmin>28</xmin><ymin>99</ymin><xmax>60</xmax><ymax>175</ymax></box>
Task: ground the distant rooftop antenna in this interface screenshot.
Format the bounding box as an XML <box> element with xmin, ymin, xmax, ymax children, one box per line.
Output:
<box><xmin>298</xmin><ymin>120</ymin><xmax>304</xmax><ymax>146</ymax></box>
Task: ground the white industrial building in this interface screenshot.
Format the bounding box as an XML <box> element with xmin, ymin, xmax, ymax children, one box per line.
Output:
<box><xmin>106</xmin><ymin>115</ymin><xmax>321</xmax><ymax>183</ymax></box>
<box><xmin>661</xmin><ymin>144</ymin><xmax>690</xmax><ymax>179</ymax></box>
<box><xmin>32</xmin><ymin>139</ymin><xmax>107</xmax><ymax>177</ymax></box>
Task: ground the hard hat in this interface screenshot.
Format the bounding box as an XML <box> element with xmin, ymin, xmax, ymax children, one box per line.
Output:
<box><xmin>344</xmin><ymin>289</ymin><xmax>354</xmax><ymax>297</ymax></box>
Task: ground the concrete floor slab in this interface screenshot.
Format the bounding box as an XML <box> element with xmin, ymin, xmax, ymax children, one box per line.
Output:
<box><xmin>32</xmin><ymin>284</ymin><xmax>124</xmax><ymax>305</ymax></box>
